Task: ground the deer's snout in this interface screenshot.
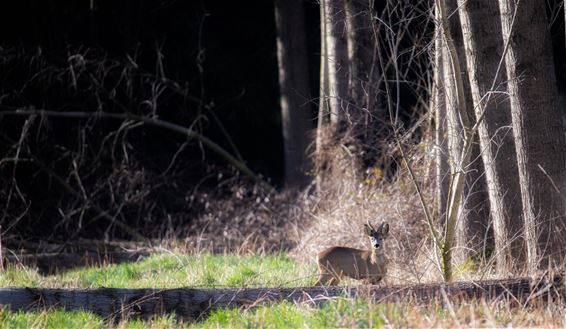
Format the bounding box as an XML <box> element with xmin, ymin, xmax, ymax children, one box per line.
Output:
<box><xmin>370</xmin><ymin>237</ymin><xmax>381</xmax><ymax>249</ymax></box>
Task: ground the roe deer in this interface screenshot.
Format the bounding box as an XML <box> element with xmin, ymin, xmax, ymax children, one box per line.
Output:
<box><xmin>315</xmin><ymin>222</ymin><xmax>389</xmax><ymax>286</ymax></box>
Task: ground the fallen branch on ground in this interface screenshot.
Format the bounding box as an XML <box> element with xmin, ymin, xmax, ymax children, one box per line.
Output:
<box><xmin>0</xmin><ymin>273</ymin><xmax>563</xmax><ymax>320</ymax></box>
<box><xmin>0</xmin><ymin>107</ymin><xmax>273</xmax><ymax>191</ymax></box>
<box><xmin>4</xmin><ymin>251</ymin><xmax>151</xmax><ymax>274</ymax></box>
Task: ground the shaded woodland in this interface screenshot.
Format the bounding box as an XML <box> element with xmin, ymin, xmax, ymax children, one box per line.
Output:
<box><xmin>1</xmin><ymin>0</ymin><xmax>566</xmax><ymax>281</ymax></box>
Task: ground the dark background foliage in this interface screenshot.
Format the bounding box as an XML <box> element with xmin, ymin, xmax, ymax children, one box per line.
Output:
<box><xmin>0</xmin><ymin>0</ymin><xmax>564</xmax><ymax>241</ymax></box>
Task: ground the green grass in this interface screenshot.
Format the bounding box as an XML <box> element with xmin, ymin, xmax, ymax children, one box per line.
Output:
<box><xmin>5</xmin><ymin>297</ymin><xmax>560</xmax><ymax>328</ymax></box>
<box><xmin>0</xmin><ymin>253</ymin><xmax>387</xmax><ymax>328</ymax></box>
<box><xmin>0</xmin><ymin>308</ymin><xmax>104</xmax><ymax>329</ymax></box>
<box><xmin>0</xmin><ymin>252</ymin><xmax>316</xmax><ymax>289</ymax></box>
<box><xmin>200</xmin><ymin>299</ymin><xmax>386</xmax><ymax>329</ymax></box>
<box><xmin>1</xmin><ymin>253</ymin><xmax>564</xmax><ymax>328</ymax></box>
<box><xmin>0</xmin><ymin>299</ymin><xmax>388</xmax><ymax>329</ymax></box>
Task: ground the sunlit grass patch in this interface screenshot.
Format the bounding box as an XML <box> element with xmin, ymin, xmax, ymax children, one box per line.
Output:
<box><xmin>3</xmin><ymin>252</ymin><xmax>565</xmax><ymax>328</ymax></box>
<box><xmin>1</xmin><ymin>294</ymin><xmax>565</xmax><ymax>328</ymax></box>
<box><xmin>198</xmin><ymin>299</ymin><xmax>386</xmax><ymax>329</ymax></box>
<box><xmin>0</xmin><ymin>308</ymin><xmax>103</xmax><ymax>329</ymax></box>
<box><xmin>199</xmin><ymin>297</ymin><xmax>565</xmax><ymax>328</ymax></box>
<box><xmin>0</xmin><ymin>265</ymin><xmax>43</xmax><ymax>288</ymax></box>
<box><xmin>0</xmin><ymin>252</ymin><xmax>317</xmax><ymax>289</ymax></box>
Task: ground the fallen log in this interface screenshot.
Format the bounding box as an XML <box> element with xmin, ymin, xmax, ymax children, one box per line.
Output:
<box><xmin>0</xmin><ymin>273</ymin><xmax>563</xmax><ymax>320</ymax></box>
<box><xmin>4</xmin><ymin>251</ymin><xmax>151</xmax><ymax>274</ymax></box>
<box><xmin>4</xmin><ymin>238</ymin><xmax>151</xmax><ymax>254</ymax></box>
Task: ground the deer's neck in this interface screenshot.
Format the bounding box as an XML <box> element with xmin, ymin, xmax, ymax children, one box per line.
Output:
<box><xmin>370</xmin><ymin>249</ymin><xmax>378</xmax><ymax>264</ymax></box>
<box><xmin>370</xmin><ymin>248</ymin><xmax>386</xmax><ymax>265</ymax></box>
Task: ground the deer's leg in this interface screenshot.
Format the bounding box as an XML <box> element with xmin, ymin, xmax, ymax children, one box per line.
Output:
<box><xmin>315</xmin><ymin>264</ymin><xmax>342</xmax><ymax>286</ymax></box>
<box><xmin>316</xmin><ymin>261</ymin><xmax>336</xmax><ymax>285</ymax></box>
<box><xmin>328</xmin><ymin>276</ymin><xmax>340</xmax><ymax>285</ymax></box>
<box><xmin>368</xmin><ymin>275</ymin><xmax>383</xmax><ymax>285</ymax></box>
<box><xmin>315</xmin><ymin>271</ymin><xmax>339</xmax><ymax>286</ymax></box>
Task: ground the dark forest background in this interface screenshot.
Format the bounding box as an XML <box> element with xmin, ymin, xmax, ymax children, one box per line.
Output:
<box><xmin>1</xmin><ymin>0</ymin><xmax>322</xmax><ymax>181</ymax></box>
<box><xmin>0</xmin><ymin>0</ymin><xmax>324</xmax><ymax>242</ymax></box>
<box><xmin>1</xmin><ymin>0</ymin><xmax>566</xmax><ymax>243</ymax></box>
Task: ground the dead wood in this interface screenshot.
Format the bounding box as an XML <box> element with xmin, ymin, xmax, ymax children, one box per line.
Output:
<box><xmin>4</xmin><ymin>251</ymin><xmax>150</xmax><ymax>275</ymax></box>
<box><xmin>0</xmin><ymin>273</ymin><xmax>563</xmax><ymax>320</ymax></box>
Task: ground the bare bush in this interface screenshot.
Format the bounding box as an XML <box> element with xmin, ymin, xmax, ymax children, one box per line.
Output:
<box><xmin>292</xmin><ymin>138</ymin><xmax>434</xmax><ymax>284</ymax></box>
<box><xmin>0</xmin><ymin>45</ymin><xmax>260</xmax><ymax>242</ymax></box>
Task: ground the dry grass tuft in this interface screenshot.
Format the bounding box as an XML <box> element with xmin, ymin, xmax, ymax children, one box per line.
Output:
<box><xmin>291</xmin><ymin>136</ymin><xmax>438</xmax><ymax>284</ymax></box>
<box><xmin>179</xmin><ymin>182</ymin><xmax>313</xmax><ymax>255</ymax></box>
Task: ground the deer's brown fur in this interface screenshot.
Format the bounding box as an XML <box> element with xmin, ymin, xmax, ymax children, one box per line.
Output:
<box><xmin>315</xmin><ymin>222</ymin><xmax>389</xmax><ymax>286</ymax></box>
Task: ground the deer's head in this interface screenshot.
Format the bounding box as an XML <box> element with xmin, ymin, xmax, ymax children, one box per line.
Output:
<box><xmin>364</xmin><ymin>222</ymin><xmax>389</xmax><ymax>250</ymax></box>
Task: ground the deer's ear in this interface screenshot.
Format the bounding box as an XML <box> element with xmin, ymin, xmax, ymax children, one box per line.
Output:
<box><xmin>363</xmin><ymin>224</ymin><xmax>374</xmax><ymax>236</ymax></box>
<box><xmin>379</xmin><ymin>223</ymin><xmax>390</xmax><ymax>236</ymax></box>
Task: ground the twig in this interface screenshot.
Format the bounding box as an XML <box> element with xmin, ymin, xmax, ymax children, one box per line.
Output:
<box><xmin>537</xmin><ymin>164</ymin><xmax>566</xmax><ymax>203</ymax></box>
<box><xmin>0</xmin><ymin>107</ymin><xmax>273</xmax><ymax>191</ymax></box>
<box><xmin>0</xmin><ymin>134</ymin><xmax>147</xmax><ymax>243</ymax></box>
<box><xmin>0</xmin><ymin>225</ymin><xmax>4</xmax><ymax>272</ymax></box>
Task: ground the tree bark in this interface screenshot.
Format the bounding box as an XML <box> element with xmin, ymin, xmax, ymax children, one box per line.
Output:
<box><xmin>442</xmin><ymin>0</ymin><xmax>491</xmax><ymax>264</ymax></box>
<box><xmin>457</xmin><ymin>0</ymin><xmax>525</xmax><ymax>272</ymax></box>
<box><xmin>345</xmin><ymin>0</ymin><xmax>382</xmax><ymax>127</ymax></box>
<box><xmin>434</xmin><ymin>9</ymin><xmax>450</xmax><ymax>225</ymax></box>
<box><xmin>499</xmin><ymin>0</ymin><xmax>566</xmax><ymax>270</ymax></box>
<box><xmin>316</xmin><ymin>0</ymin><xmax>331</xmax><ymax>192</ymax></box>
<box><xmin>274</xmin><ymin>0</ymin><xmax>314</xmax><ymax>188</ymax></box>
<box><xmin>344</xmin><ymin>0</ymin><xmax>386</xmax><ymax>170</ymax></box>
<box><xmin>324</xmin><ymin>0</ymin><xmax>350</xmax><ymax>124</ymax></box>
<box><xmin>1</xmin><ymin>274</ymin><xmax>562</xmax><ymax>319</ymax></box>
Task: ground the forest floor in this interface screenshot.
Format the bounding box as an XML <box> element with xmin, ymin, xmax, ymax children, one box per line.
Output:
<box><xmin>1</xmin><ymin>252</ymin><xmax>566</xmax><ymax>328</ymax></box>
<box><xmin>2</xmin><ymin>156</ymin><xmax>565</xmax><ymax>328</ymax></box>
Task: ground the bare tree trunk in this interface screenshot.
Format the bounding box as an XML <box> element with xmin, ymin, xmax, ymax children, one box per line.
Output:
<box><xmin>318</xmin><ymin>0</ymin><xmax>330</xmax><ymax>125</ymax></box>
<box><xmin>344</xmin><ymin>0</ymin><xmax>386</xmax><ymax>171</ymax></box>
<box><xmin>345</xmin><ymin>0</ymin><xmax>382</xmax><ymax>126</ymax></box>
<box><xmin>457</xmin><ymin>0</ymin><xmax>525</xmax><ymax>273</ymax></box>
<box><xmin>317</xmin><ymin>0</ymin><xmax>331</xmax><ymax>136</ymax></box>
<box><xmin>442</xmin><ymin>0</ymin><xmax>491</xmax><ymax>264</ymax></box>
<box><xmin>325</xmin><ymin>0</ymin><xmax>349</xmax><ymax>124</ymax></box>
<box><xmin>316</xmin><ymin>0</ymin><xmax>331</xmax><ymax>192</ymax></box>
<box><xmin>315</xmin><ymin>0</ymin><xmax>353</xmax><ymax>193</ymax></box>
<box><xmin>434</xmin><ymin>10</ymin><xmax>450</xmax><ymax>224</ymax></box>
<box><xmin>274</xmin><ymin>0</ymin><xmax>313</xmax><ymax>188</ymax></box>
<box><xmin>499</xmin><ymin>0</ymin><xmax>566</xmax><ymax>270</ymax></box>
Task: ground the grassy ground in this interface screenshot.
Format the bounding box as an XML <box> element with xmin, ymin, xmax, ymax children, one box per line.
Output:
<box><xmin>1</xmin><ymin>253</ymin><xmax>565</xmax><ymax>328</ymax></box>
<box><xmin>0</xmin><ymin>253</ymin><xmax>315</xmax><ymax>289</ymax></box>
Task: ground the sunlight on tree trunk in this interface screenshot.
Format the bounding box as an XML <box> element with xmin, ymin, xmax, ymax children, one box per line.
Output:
<box><xmin>457</xmin><ymin>0</ymin><xmax>526</xmax><ymax>273</ymax></box>
<box><xmin>437</xmin><ymin>0</ymin><xmax>490</xmax><ymax>277</ymax></box>
<box><xmin>324</xmin><ymin>0</ymin><xmax>349</xmax><ymax>124</ymax></box>
<box><xmin>499</xmin><ymin>0</ymin><xmax>566</xmax><ymax>271</ymax></box>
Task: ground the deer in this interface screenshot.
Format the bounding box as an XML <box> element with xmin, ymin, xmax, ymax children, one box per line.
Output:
<box><xmin>314</xmin><ymin>222</ymin><xmax>389</xmax><ymax>286</ymax></box>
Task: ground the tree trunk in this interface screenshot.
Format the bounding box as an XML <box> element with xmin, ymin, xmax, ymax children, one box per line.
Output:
<box><xmin>344</xmin><ymin>0</ymin><xmax>386</xmax><ymax>170</ymax></box>
<box><xmin>324</xmin><ymin>0</ymin><xmax>349</xmax><ymax>124</ymax></box>
<box><xmin>434</xmin><ymin>9</ymin><xmax>450</xmax><ymax>224</ymax></box>
<box><xmin>442</xmin><ymin>0</ymin><xmax>491</xmax><ymax>264</ymax></box>
<box><xmin>345</xmin><ymin>0</ymin><xmax>382</xmax><ymax>127</ymax></box>
<box><xmin>274</xmin><ymin>0</ymin><xmax>313</xmax><ymax>188</ymax></box>
<box><xmin>499</xmin><ymin>0</ymin><xmax>566</xmax><ymax>270</ymax></box>
<box><xmin>457</xmin><ymin>0</ymin><xmax>525</xmax><ymax>272</ymax></box>
<box><xmin>316</xmin><ymin>0</ymin><xmax>331</xmax><ymax>192</ymax></box>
